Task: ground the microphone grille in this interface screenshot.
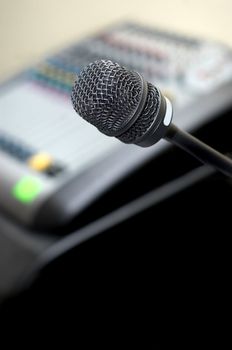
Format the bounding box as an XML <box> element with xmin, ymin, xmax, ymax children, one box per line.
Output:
<box><xmin>71</xmin><ymin>60</ymin><xmax>143</xmax><ymax>136</ymax></box>
<box><xmin>118</xmin><ymin>83</ymin><xmax>161</xmax><ymax>143</ymax></box>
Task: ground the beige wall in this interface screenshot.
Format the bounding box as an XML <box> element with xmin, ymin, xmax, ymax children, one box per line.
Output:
<box><xmin>0</xmin><ymin>0</ymin><xmax>232</xmax><ymax>81</ymax></box>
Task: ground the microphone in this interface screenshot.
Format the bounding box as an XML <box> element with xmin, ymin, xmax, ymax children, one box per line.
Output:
<box><xmin>71</xmin><ymin>60</ymin><xmax>232</xmax><ymax>177</ymax></box>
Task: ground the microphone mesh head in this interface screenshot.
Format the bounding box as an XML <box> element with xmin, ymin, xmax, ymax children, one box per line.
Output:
<box><xmin>71</xmin><ymin>60</ymin><xmax>143</xmax><ymax>136</ymax></box>
<box><xmin>118</xmin><ymin>83</ymin><xmax>160</xmax><ymax>143</ymax></box>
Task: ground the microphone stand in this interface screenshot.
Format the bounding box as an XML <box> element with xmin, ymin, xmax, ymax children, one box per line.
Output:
<box><xmin>165</xmin><ymin>124</ymin><xmax>232</xmax><ymax>178</ymax></box>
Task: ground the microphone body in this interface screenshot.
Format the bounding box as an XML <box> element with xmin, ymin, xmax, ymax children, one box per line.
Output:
<box><xmin>71</xmin><ymin>60</ymin><xmax>232</xmax><ymax>177</ymax></box>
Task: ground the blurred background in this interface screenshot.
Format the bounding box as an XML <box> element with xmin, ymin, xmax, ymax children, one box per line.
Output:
<box><xmin>1</xmin><ymin>0</ymin><xmax>232</xmax><ymax>328</ymax></box>
<box><xmin>0</xmin><ymin>0</ymin><xmax>232</xmax><ymax>82</ymax></box>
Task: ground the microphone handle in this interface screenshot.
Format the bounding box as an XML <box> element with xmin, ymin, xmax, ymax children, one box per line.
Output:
<box><xmin>165</xmin><ymin>124</ymin><xmax>232</xmax><ymax>178</ymax></box>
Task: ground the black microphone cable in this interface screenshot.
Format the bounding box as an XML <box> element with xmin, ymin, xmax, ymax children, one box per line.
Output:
<box><xmin>166</xmin><ymin>125</ymin><xmax>232</xmax><ymax>178</ymax></box>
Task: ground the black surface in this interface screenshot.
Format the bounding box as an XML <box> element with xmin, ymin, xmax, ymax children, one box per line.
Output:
<box><xmin>1</xmin><ymin>170</ymin><xmax>231</xmax><ymax>336</ymax></box>
<box><xmin>1</xmin><ymin>107</ymin><xmax>232</xmax><ymax>332</ymax></box>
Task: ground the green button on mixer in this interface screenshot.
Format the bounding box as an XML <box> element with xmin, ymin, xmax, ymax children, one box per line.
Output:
<box><xmin>12</xmin><ymin>176</ymin><xmax>42</xmax><ymax>203</ymax></box>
